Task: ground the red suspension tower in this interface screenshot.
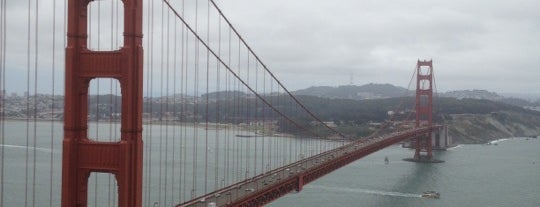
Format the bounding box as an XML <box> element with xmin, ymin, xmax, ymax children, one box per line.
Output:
<box><xmin>414</xmin><ymin>59</ymin><xmax>434</xmax><ymax>161</ymax></box>
<box><xmin>62</xmin><ymin>0</ymin><xmax>143</xmax><ymax>207</ymax></box>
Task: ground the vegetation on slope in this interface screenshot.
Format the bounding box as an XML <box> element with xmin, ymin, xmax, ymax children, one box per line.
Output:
<box><xmin>85</xmin><ymin>89</ymin><xmax>540</xmax><ymax>144</ymax></box>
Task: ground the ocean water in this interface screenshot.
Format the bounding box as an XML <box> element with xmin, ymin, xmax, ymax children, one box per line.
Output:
<box><xmin>1</xmin><ymin>120</ymin><xmax>539</xmax><ymax>206</ymax></box>
<box><xmin>269</xmin><ymin>138</ymin><xmax>540</xmax><ymax>207</ymax></box>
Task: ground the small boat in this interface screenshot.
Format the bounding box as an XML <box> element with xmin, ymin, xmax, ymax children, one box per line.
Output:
<box><xmin>421</xmin><ymin>191</ymin><xmax>440</xmax><ymax>199</ymax></box>
<box><xmin>384</xmin><ymin>156</ymin><xmax>389</xmax><ymax>164</ymax></box>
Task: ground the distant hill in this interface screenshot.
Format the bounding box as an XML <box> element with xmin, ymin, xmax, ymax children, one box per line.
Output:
<box><xmin>293</xmin><ymin>83</ymin><xmax>411</xmax><ymax>100</ymax></box>
<box><xmin>293</xmin><ymin>84</ymin><xmax>540</xmax><ymax>108</ymax></box>
<box><xmin>33</xmin><ymin>90</ymin><xmax>540</xmax><ymax>143</ymax></box>
<box><xmin>201</xmin><ymin>91</ymin><xmax>249</xmax><ymax>100</ymax></box>
<box><xmin>441</xmin><ymin>89</ymin><xmax>503</xmax><ymax>100</ymax></box>
<box><xmin>288</xmin><ymin>85</ymin><xmax>540</xmax><ymax>142</ymax></box>
<box><xmin>293</xmin><ymin>95</ymin><xmax>540</xmax><ymax>143</ymax></box>
<box><xmin>440</xmin><ymin>89</ymin><xmax>540</xmax><ymax>108</ymax></box>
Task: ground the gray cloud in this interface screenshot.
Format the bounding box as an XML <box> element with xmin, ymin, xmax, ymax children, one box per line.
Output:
<box><xmin>2</xmin><ymin>0</ymin><xmax>539</xmax><ymax>95</ymax></box>
<box><xmin>215</xmin><ymin>0</ymin><xmax>540</xmax><ymax>94</ymax></box>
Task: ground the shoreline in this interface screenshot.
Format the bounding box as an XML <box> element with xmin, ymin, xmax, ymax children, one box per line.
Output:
<box><xmin>0</xmin><ymin>117</ymin><xmax>239</xmax><ymax>128</ymax></box>
<box><xmin>0</xmin><ymin>118</ymin><xmax>297</xmax><ymax>138</ymax></box>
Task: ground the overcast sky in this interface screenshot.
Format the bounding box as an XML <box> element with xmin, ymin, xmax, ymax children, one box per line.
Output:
<box><xmin>213</xmin><ymin>0</ymin><xmax>540</xmax><ymax>95</ymax></box>
<box><xmin>2</xmin><ymin>0</ymin><xmax>539</xmax><ymax>96</ymax></box>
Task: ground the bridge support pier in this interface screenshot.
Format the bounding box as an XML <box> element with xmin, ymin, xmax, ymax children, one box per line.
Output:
<box><xmin>296</xmin><ymin>176</ymin><xmax>304</xmax><ymax>192</ymax></box>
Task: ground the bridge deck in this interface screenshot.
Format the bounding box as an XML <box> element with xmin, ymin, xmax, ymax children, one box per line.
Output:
<box><xmin>176</xmin><ymin>127</ymin><xmax>438</xmax><ymax>207</ymax></box>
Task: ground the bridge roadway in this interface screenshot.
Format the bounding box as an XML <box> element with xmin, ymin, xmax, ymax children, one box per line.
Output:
<box><xmin>176</xmin><ymin>127</ymin><xmax>438</xmax><ymax>207</ymax></box>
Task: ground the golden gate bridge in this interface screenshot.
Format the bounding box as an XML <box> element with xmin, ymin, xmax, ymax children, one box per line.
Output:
<box><xmin>0</xmin><ymin>0</ymin><xmax>451</xmax><ymax>206</ymax></box>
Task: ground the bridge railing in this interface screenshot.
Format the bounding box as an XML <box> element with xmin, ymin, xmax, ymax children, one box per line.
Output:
<box><xmin>176</xmin><ymin>126</ymin><xmax>438</xmax><ymax>206</ymax></box>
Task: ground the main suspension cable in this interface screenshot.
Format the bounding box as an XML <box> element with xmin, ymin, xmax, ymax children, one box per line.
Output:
<box><xmin>207</xmin><ymin>0</ymin><xmax>345</xmax><ymax>138</ymax></box>
<box><xmin>162</xmin><ymin>0</ymin><xmax>328</xmax><ymax>139</ymax></box>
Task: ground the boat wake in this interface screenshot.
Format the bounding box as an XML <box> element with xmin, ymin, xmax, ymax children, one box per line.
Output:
<box><xmin>0</xmin><ymin>144</ymin><xmax>53</xmax><ymax>153</ymax></box>
<box><xmin>489</xmin><ymin>138</ymin><xmax>509</xmax><ymax>145</ymax></box>
<box><xmin>309</xmin><ymin>185</ymin><xmax>422</xmax><ymax>198</ymax></box>
<box><xmin>447</xmin><ymin>144</ymin><xmax>463</xmax><ymax>151</ymax></box>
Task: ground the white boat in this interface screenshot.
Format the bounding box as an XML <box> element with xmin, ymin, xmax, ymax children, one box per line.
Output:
<box><xmin>421</xmin><ymin>191</ymin><xmax>440</xmax><ymax>199</ymax></box>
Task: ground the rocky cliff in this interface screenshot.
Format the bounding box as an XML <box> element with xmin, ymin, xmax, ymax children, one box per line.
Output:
<box><xmin>447</xmin><ymin>111</ymin><xmax>540</xmax><ymax>144</ymax></box>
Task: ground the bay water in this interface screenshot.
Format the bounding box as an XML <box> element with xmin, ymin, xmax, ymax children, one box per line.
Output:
<box><xmin>270</xmin><ymin>138</ymin><xmax>540</xmax><ymax>207</ymax></box>
<box><xmin>1</xmin><ymin>120</ymin><xmax>539</xmax><ymax>206</ymax></box>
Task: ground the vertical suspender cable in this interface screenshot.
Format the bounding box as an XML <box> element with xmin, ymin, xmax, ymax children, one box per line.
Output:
<box><xmin>273</xmin><ymin>84</ymin><xmax>277</xmax><ymax>169</ymax></box>
<box><xmin>182</xmin><ymin>1</ymin><xmax>189</xmax><ymax>199</ymax></box>
<box><xmin>296</xmin><ymin>131</ymin><xmax>300</xmax><ymax>162</ymax></box>
<box><xmin>24</xmin><ymin>0</ymin><xmax>31</xmax><ymax>205</ymax></box>
<box><xmin>225</xmin><ymin>26</ymin><xmax>232</xmax><ymax>185</ymax></box>
<box><xmin>192</xmin><ymin>0</ymin><xmax>200</xmax><ymax>198</ymax></box>
<box><xmin>245</xmin><ymin>52</ymin><xmax>250</xmax><ymax>179</ymax></box>
<box><xmin>234</xmin><ymin>37</ymin><xmax>239</xmax><ymax>181</ymax></box>
<box><xmin>108</xmin><ymin>1</ymin><xmax>118</xmax><ymax>205</ymax></box>
<box><xmin>268</xmin><ymin>79</ymin><xmax>273</xmax><ymax>170</ymax></box>
<box><xmin>278</xmin><ymin>85</ymin><xmax>282</xmax><ymax>167</ymax></box>
<box><xmin>261</xmin><ymin>68</ymin><xmax>266</xmax><ymax>173</ymax></box>
<box><xmin>214</xmin><ymin>15</ymin><xmax>222</xmax><ymax>191</ymax></box>
<box><xmin>94</xmin><ymin>2</ymin><xmax>101</xmax><ymax>205</ymax></box>
<box><xmin>191</xmin><ymin>11</ymin><xmax>199</xmax><ymax>195</ymax></box>
<box><xmin>233</xmin><ymin>34</ymin><xmax>238</xmax><ymax>182</ymax></box>
<box><xmin>158</xmin><ymin>0</ymin><xmax>164</xmax><ymax>203</ymax></box>
<box><xmin>31</xmin><ymin>0</ymin><xmax>39</xmax><ymax>205</ymax></box>
<box><xmin>95</xmin><ymin>2</ymin><xmax>101</xmax><ymax>205</ymax></box>
<box><xmin>148</xmin><ymin>0</ymin><xmax>155</xmax><ymax>201</ymax></box>
<box><xmin>0</xmin><ymin>0</ymin><xmax>6</xmax><ymax>204</ymax></box>
<box><xmin>143</xmin><ymin>0</ymin><xmax>149</xmax><ymax>204</ymax></box>
<box><xmin>289</xmin><ymin>102</ymin><xmax>295</xmax><ymax>163</ymax></box>
<box><xmin>171</xmin><ymin>5</ymin><xmax>178</xmax><ymax>204</ymax></box>
<box><xmin>179</xmin><ymin>2</ymin><xmax>185</xmax><ymax>199</ymax></box>
<box><xmin>281</xmin><ymin>88</ymin><xmax>286</xmax><ymax>165</ymax></box>
<box><xmin>115</xmin><ymin>0</ymin><xmax>120</xmax><ymax>203</ymax></box>
<box><xmin>175</xmin><ymin>4</ymin><xmax>182</xmax><ymax>201</ymax></box>
<box><xmin>277</xmin><ymin>87</ymin><xmax>282</xmax><ymax>166</ymax></box>
<box><xmin>180</xmin><ymin>14</ymin><xmax>185</xmax><ymax>202</ymax></box>
<box><xmin>204</xmin><ymin>0</ymin><xmax>210</xmax><ymax>194</ymax></box>
<box><xmin>261</xmin><ymin>68</ymin><xmax>266</xmax><ymax>174</ymax></box>
<box><xmin>107</xmin><ymin>2</ymin><xmax>113</xmax><ymax>205</ymax></box>
<box><xmin>234</xmin><ymin>33</ymin><xmax>239</xmax><ymax>182</ymax></box>
<box><xmin>180</xmin><ymin>0</ymin><xmax>187</xmax><ymax>201</ymax></box>
<box><xmin>230</xmin><ymin>31</ymin><xmax>235</xmax><ymax>184</ymax></box>
<box><xmin>254</xmin><ymin>60</ymin><xmax>258</xmax><ymax>178</ymax></box>
<box><xmin>50</xmin><ymin>0</ymin><xmax>58</xmax><ymax>205</ymax></box>
<box><xmin>164</xmin><ymin>4</ymin><xmax>171</xmax><ymax>205</ymax></box>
